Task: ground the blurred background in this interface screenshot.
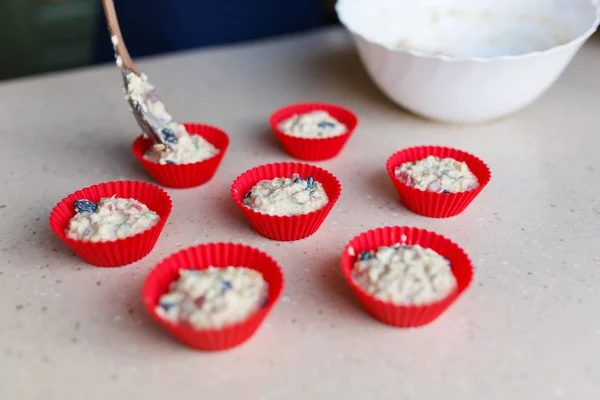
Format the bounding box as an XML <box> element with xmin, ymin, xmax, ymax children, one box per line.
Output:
<box><xmin>0</xmin><ymin>0</ymin><xmax>338</xmax><ymax>81</ymax></box>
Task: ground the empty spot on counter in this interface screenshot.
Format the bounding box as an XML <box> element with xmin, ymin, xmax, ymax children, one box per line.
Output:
<box><xmin>553</xmin><ymin>386</ymin><xmax>564</xmax><ymax>397</ymax></box>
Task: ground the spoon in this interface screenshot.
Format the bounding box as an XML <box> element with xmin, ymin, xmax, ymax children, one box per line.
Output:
<box><xmin>101</xmin><ymin>0</ymin><xmax>179</xmax><ymax>148</ymax></box>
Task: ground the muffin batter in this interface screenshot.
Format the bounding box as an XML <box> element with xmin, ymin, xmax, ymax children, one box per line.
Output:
<box><xmin>351</xmin><ymin>244</ymin><xmax>457</xmax><ymax>306</ymax></box>
<box><xmin>122</xmin><ymin>71</ymin><xmax>175</xmax><ymax>147</ymax></box>
<box><xmin>278</xmin><ymin>110</ymin><xmax>347</xmax><ymax>138</ymax></box>
<box><xmin>143</xmin><ymin>124</ymin><xmax>220</xmax><ymax>165</ymax></box>
<box><xmin>155</xmin><ymin>267</ymin><xmax>268</xmax><ymax>329</ymax></box>
<box><xmin>123</xmin><ymin>71</ymin><xmax>152</xmax><ymax>113</ymax></box>
<box><xmin>124</xmin><ymin>75</ymin><xmax>219</xmax><ymax>165</ymax></box>
<box><xmin>118</xmin><ymin>48</ymin><xmax>219</xmax><ymax>165</ymax></box>
<box><xmin>395</xmin><ymin>156</ymin><xmax>479</xmax><ymax>193</ymax></box>
<box><xmin>243</xmin><ymin>174</ymin><xmax>329</xmax><ymax>216</ymax></box>
<box><xmin>66</xmin><ymin>197</ymin><xmax>160</xmax><ymax>242</ymax></box>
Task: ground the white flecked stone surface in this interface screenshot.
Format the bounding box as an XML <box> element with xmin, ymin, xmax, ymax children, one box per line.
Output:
<box><xmin>0</xmin><ymin>28</ymin><xmax>599</xmax><ymax>400</ymax></box>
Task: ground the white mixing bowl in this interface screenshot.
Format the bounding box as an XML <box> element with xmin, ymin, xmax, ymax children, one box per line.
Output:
<box><xmin>336</xmin><ymin>0</ymin><xmax>600</xmax><ymax>123</ymax></box>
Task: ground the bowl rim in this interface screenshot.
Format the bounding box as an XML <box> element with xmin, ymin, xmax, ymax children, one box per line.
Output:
<box><xmin>336</xmin><ymin>0</ymin><xmax>600</xmax><ymax>62</ymax></box>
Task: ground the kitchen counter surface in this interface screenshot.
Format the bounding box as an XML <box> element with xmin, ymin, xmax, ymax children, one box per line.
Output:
<box><xmin>1</xmin><ymin>27</ymin><xmax>599</xmax><ymax>400</ymax></box>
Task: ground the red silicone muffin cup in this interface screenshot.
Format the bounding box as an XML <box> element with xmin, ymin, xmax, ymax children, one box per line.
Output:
<box><xmin>142</xmin><ymin>243</ymin><xmax>284</xmax><ymax>351</ymax></box>
<box><xmin>48</xmin><ymin>181</ymin><xmax>172</xmax><ymax>268</ymax></box>
<box><xmin>341</xmin><ymin>226</ymin><xmax>474</xmax><ymax>328</ymax></box>
<box><xmin>269</xmin><ymin>102</ymin><xmax>358</xmax><ymax>161</ymax></box>
<box><xmin>386</xmin><ymin>146</ymin><xmax>491</xmax><ymax>218</ymax></box>
<box><xmin>132</xmin><ymin>123</ymin><xmax>230</xmax><ymax>189</ymax></box>
<box><xmin>231</xmin><ymin>162</ymin><xmax>342</xmax><ymax>241</ymax></box>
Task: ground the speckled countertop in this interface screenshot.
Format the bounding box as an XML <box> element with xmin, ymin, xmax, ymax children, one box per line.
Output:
<box><xmin>1</xmin><ymin>28</ymin><xmax>599</xmax><ymax>400</ymax></box>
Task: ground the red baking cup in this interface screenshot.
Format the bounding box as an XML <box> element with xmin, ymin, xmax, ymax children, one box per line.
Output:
<box><xmin>269</xmin><ymin>102</ymin><xmax>358</xmax><ymax>161</ymax></box>
<box><xmin>341</xmin><ymin>226</ymin><xmax>474</xmax><ymax>328</ymax></box>
<box><xmin>142</xmin><ymin>243</ymin><xmax>284</xmax><ymax>351</ymax></box>
<box><xmin>132</xmin><ymin>123</ymin><xmax>230</xmax><ymax>189</ymax></box>
<box><xmin>48</xmin><ymin>181</ymin><xmax>172</xmax><ymax>268</ymax></box>
<box><xmin>386</xmin><ymin>146</ymin><xmax>491</xmax><ymax>218</ymax></box>
<box><xmin>231</xmin><ymin>162</ymin><xmax>342</xmax><ymax>241</ymax></box>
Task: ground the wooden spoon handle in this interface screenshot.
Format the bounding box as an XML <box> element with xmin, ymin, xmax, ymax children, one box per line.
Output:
<box><xmin>101</xmin><ymin>0</ymin><xmax>139</xmax><ymax>74</ymax></box>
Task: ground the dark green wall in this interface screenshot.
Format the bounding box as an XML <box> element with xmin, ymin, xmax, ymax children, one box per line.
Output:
<box><xmin>0</xmin><ymin>0</ymin><xmax>99</xmax><ymax>81</ymax></box>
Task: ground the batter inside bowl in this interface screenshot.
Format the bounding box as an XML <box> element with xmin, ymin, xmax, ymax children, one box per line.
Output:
<box><xmin>338</xmin><ymin>0</ymin><xmax>599</xmax><ymax>58</ymax></box>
